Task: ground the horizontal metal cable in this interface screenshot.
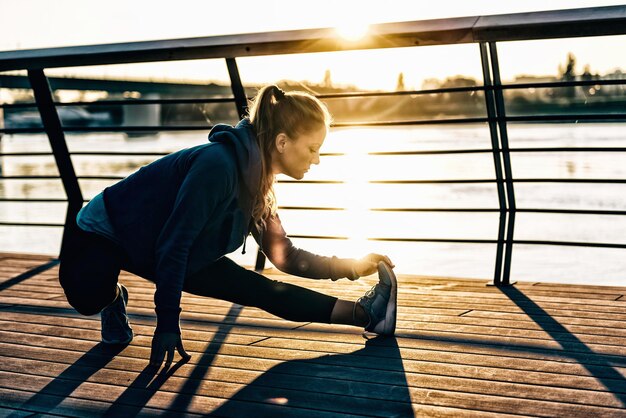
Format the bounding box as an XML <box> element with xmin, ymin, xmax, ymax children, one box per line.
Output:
<box><xmin>370</xmin><ymin>179</ymin><xmax>496</xmax><ymax>184</ymax></box>
<box><xmin>372</xmin><ymin>208</ymin><xmax>626</xmax><ymax>215</ymax></box>
<box><xmin>370</xmin><ymin>237</ymin><xmax>498</xmax><ymax>244</ymax></box>
<box><xmin>0</xmin><ymin>151</ymin><xmax>344</xmax><ymax>159</ymax></box>
<box><xmin>278</xmin><ymin>206</ymin><xmax>346</xmax><ymax>211</ymax></box>
<box><xmin>369</xmin><ymin>149</ymin><xmax>492</xmax><ymax>156</ymax></box>
<box><xmin>513</xmin><ymin>239</ymin><xmax>626</xmax><ymax>249</ymax></box>
<box><xmin>0</xmin><ymin>198</ymin><xmax>68</xmax><ymax>202</ymax></box>
<box><xmin>1</xmin><ymin>201</ymin><xmax>619</xmax><ymax>216</ymax></box>
<box><xmin>0</xmin><ymin>102</ymin><xmax>38</xmax><ymax>109</ymax></box>
<box><xmin>3</xmin><ymin>175</ymin><xmax>623</xmax><ymax>185</ymax></box>
<box><xmin>280</xmin><ymin>234</ymin><xmax>498</xmax><ymax>244</ymax></box>
<box><xmin>509</xmin><ymin>147</ymin><xmax>626</xmax><ymax>153</ymax></box>
<box><xmin>316</xmin><ymin>86</ymin><xmax>484</xmax><ymax>99</ymax></box>
<box><xmin>507</xmin><ymin>114</ymin><xmax>626</xmax><ymax>122</ymax></box>
<box><xmin>514</xmin><ymin>178</ymin><xmax>626</xmax><ymax>184</ymax></box>
<box><xmin>0</xmin><ymin>175</ymin><xmax>120</xmax><ymax>180</ymax></box>
<box><xmin>1</xmin><ymin>221</ymin><xmax>624</xmax><ymax>249</ymax></box>
<box><xmin>278</xmin><ymin>206</ymin><xmax>500</xmax><ymax>212</ymax></box>
<box><xmin>64</xmin><ymin>125</ymin><xmax>213</xmax><ymax>132</ymax></box>
<box><xmin>332</xmin><ymin>117</ymin><xmax>488</xmax><ymax>128</ymax></box>
<box><xmin>69</xmin><ymin>151</ymin><xmax>168</xmax><ymax>157</ymax></box>
<box><xmin>2</xmin><ymin>115</ymin><xmax>624</xmax><ymax>135</ymax></box>
<box><xmin>370</xmin><ymin>207</ymin><xmax>500</xmax><ymax>212</ymax></box>
<box><xmin>56</xmin><ymin>97</ymin><xmax>236</xmax><ymax>106</ymax></box>
<box><xmin>282</xmin><ymin>234</ymin><xmax>349</xmax><ymax>240</ymax></box>
<box><xmin>0</xmin><ymin>221</ymin><xmax>63</xmax><ymax>227</ymax></box>
<box><xmin>288</xmin><ymin>234</ymin><xmax>626</xmax><ymax>248</ymax></box>
<box><xmin>0</xmin><ymin>152</ymin><xmax>54</xmax><ymax>157</ymax></box>
<box><xmin>3</xmin><ymin>147</ymin><xmax>625</xmax><ymax>158</ymax></box>
<box><xmin>277</xmin><ymin>179</ymin><xmax>344</xmax><ymax>184</ymax></box>
<box><xmin>0</xmin><ymin>126</ymin><xmax>212</xmax><ymax>134</ymax></box>
<box><xmin>0</xmin><ymin>128</ymin><xmax>46</xmax><ymax>134</ymax></box>
<box><xmin>500</xmin><ymin>78</ymin><xmax>626</xmax><ymax>90</ymax></box>
<box><xmin>516</xmin><ymin>208</ymin><xmax>626</xmax><ymax>216</ymax></box>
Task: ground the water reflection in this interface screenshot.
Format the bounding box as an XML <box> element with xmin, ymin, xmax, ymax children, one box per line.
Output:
<box><xmin>1</xmin><ymin>125</ymin><xmax>625</xmax><ymax>284</ymax></box>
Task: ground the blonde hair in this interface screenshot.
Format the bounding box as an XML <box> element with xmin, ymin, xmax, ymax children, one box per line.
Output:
<box><xmin>247</xmin><ymin>85</ymin><xmax>332</xmax><ymax>228</ymax></box>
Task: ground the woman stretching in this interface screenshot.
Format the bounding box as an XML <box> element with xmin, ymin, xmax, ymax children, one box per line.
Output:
<box><xmin>59</xmin><ymin>85</ymin><xmax>398</xmax><ymax>368</ymax></box>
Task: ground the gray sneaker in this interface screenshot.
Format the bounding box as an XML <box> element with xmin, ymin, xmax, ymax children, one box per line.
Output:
<box><xmin>101</xmin><ymin>283</ymin><xmax>133</xmax><ymax>345</ymax></box>
<box><xmin>357</xmin><ymin>261</ymin><xmax>397</xmax><ymax>335</ymax></box>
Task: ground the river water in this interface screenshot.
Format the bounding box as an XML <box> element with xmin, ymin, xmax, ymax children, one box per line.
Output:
<box><xmin>1</xmin><ymin>123</ymin><xmax>625</xmax><ymax>286</ymax></box>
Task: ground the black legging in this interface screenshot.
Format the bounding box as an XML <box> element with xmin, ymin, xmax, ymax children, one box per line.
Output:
<box><xmin>58</xmin><ymin>224</ymin><xmax>338</xmax><ymax>324</ymax></box>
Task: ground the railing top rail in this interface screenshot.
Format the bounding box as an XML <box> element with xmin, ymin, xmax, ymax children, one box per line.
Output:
<box><xmin>0</xmin><ymin>6</ymin><xmax>624</xmax><ymax>72</ymax></box>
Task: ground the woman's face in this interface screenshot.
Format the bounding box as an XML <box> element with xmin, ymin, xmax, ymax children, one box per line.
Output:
<box><xmin>272</xmin><ymin>124</ymin><xmax>327</xmax><ymax>180</ymax></box>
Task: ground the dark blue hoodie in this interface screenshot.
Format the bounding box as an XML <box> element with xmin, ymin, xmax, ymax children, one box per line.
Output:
<box><xmin>103</xmin><ymin>119</ymin><xmax>356</xmax><ymax>333</ymax></box>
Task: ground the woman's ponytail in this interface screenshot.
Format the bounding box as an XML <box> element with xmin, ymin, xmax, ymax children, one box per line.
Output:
<box><xmin>247</xmin><ymin>85</ymin><xmax>331</xmax><ymax>228</ymax></box>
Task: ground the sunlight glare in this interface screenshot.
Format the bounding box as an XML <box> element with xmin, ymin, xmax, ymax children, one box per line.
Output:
<box><xmin>343</xmin><ymin>144</ymin><xmax>374</xmax><ymax>256</ymax></box>
<box><xmin>332</xmin><ymin>5</ymin><xmax>371</xmax><ymax>42</ymax></box>
<box><xmin>335</xmin><ymin>23</ymin><xmax>370</xmax><ymax>41</ymax></box>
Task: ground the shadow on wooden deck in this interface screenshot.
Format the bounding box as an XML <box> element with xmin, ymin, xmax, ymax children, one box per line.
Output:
<box><xmin>500</xmin><ymin>286</ymin><xmax>626</xmax><ymax>407</ymax></box>
<box><xmin>1</xmin><ymin>253</ymin><xmax>625</xmax><ymax>417</ymax></box>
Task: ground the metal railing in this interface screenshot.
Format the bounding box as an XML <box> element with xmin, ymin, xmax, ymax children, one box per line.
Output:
<box><xmin>0</xmin><ymin>5</ymin><xmax>625</xmax><ymax>284</ymax></box>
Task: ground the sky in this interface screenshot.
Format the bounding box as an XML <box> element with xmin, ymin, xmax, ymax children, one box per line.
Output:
<box><xmin>0</xmin><ymin>0</ymin><xmax>625</xmax><ymax>90</ymax></box>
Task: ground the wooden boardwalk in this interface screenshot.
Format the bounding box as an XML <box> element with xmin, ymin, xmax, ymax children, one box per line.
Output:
<box><xmin>0</xmin><ymin>252</ymin><xmax>625</xmax><ymax>417</ymax></box>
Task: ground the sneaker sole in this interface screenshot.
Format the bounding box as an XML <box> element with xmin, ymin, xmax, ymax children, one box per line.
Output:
<box><xmin>378</xmin><ymin>261</ymin><xmax>397</xmax><ymax>335</ymax></box>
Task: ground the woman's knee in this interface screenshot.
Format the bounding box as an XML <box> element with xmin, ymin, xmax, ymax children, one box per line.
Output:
<box><xmin>67</xmin><ymin>294</ymin><xmax>103</xmax><ymax>316</ymax></box>
<box><xmin>59</xmin><ymin>263</ymin><xmax>117</xmax><ymax>316</ymax></box>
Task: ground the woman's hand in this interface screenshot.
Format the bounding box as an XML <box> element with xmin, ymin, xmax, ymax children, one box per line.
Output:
<box><xmin>352</xmin><ymin>253</ymin><xmax>395</xmax><ymax>278</ymax></box>
<box><xmin>149</xmin><ymin>332</ymin><xmax>191</xmax><ymax>368</ymax></box>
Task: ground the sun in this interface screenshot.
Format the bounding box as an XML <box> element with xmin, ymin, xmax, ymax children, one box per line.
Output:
<box><xmin>334</xmin><ymin>22</ymin><xmax>370</xmax><ymax>41</ymax></box>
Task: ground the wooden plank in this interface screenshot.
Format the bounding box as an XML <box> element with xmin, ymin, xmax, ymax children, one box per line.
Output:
<box><xmin>2</xmin><ymin>320</ymin><xmax>625</xmax><ymax>388</ymax></box>
<box><xmin>529</xmin><ymin>281</ymin><xmax>626</xmax><ymax>293</ymax></box>
<box><xmin>2</xmin><ymin>324</ymin><xmax>620</xmax><ymax>414</ymax></box>
<box><xmin>1</xmin><ymin>341</ymin><xmax>621</xmax><ymax>400</ymax></box>
<box><xmin>8</xmin><ymin>273</ymin><xmax>626</xmax><ymax>316</ymax></box>
<box><xmin>442</xmin><ymin>284</ymin><xmax>624</xmax><ymax>300</ymax></box>
<box><xmin>2</xmin><ymin>307</ymin><xmax>625</xmax><ymax>371</ymax></box>
<box><xmin>2</xmin><ymin>253</ymin><xmax>626</xmax><ymax>417</ymax></box>
<box><xmin>463</xmin><ymin>310</ymin><xmax>626</xmax><ymax>329</ymax></box>
<box><xmin>3</xmin><ymin>296</ymin><xmax>626</xmax><ymax>358</ymax></box>
<box><xmin>0</xmin><ymin>290</ymin><xmax>62</xmax><ymax>301</ymax></box>
<box><xmin>0</xmin><ymin>252</ymin><xmax>56</xmax><ymax>261</ymax></box>
<box><xmin>3</xmin><ymin>342</ymin><xmax>625</xmax><ymax>410</ymax></box>
<box><xmin>0</xmin><ymin>320</ymin><xmax>263</xmax><ymax>347</ymax></box>
<box><xmin>3</xmin><ymin>294</ymin><xmax>626</xmax><ymax>351</ymax></box>
<box><xmin>254</xmin><ymin>335</ymin><xmax>626</xmax><ymax>379</ymax></box>
<box><xmin>0</xmin><ymin>407</ymin><xmax>41</xmax><ymax>417</ymax></box>
<box><xmin>7</xmin><ymin>277</ymin><xmax>626</xmax><ymax>330</ymax></box>
<box><xmin>0</xmin><ymin>369</ymin><xmax>438</xmax><ymax>418</ymax></box>
<box><xmin>0</xmin><ymin>385</ymin><xmax>513</xmax><ymax>418</ymax></box>
<box><xmin>2</xmin><ymin>362</ymin><xmax>623</xmax><ymax>418</ymax></box>
<box><xmin>5</xmin><ymin>351</ymin><xmax>626</xmax><ymax>418</ymax></box>
<box><xmin>0</xmin><ymin>387</ymin><xmax>203</xmax><ymax>418</ymax></box>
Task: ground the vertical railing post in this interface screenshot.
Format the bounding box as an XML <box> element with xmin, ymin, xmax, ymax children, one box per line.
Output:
<box><xmin>28</xmin><ymin>69</ymin><xmax>83</xmax><ymax>258</ymax></box>
<box><xmin>226</xmin><ymin>58</ymin><xmax>249</xmax><ymax>119</ymax></box>
<box><xmin>489</xmin><ymin>42</ymin><xmax>516</xmax><ymax>286</ymax></box>
<box><xmin>225</xmin><ymin>57</ymin><xmax>267</xmax><ymax>272</ymax></box>
<box><xmin>479</xmin><ymin>43</ymin><xmax>507</xmax><ymax>286</ymax></box>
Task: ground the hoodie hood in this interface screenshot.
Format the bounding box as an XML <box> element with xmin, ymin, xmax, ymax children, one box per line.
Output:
<box><xmin>208</xmin><ymin>118</ymin><xmax>262</xmax><ymax>199</ymax></box>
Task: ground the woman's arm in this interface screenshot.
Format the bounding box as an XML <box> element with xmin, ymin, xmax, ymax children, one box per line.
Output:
<box><xmin>253</xmin><ymin>213</ymin><xmax>392</xmax><ymax>280</ymax></box>
<box><xmin>153</xmin><ymin>146</ymin><xmax>235</xmax><ymax>334</ymax></box>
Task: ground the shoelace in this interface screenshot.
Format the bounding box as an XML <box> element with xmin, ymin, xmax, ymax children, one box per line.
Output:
<box><xmin>364</xmin><ymin>285</ymin><xmax>378</xmax><ymax>299</ymax></box>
